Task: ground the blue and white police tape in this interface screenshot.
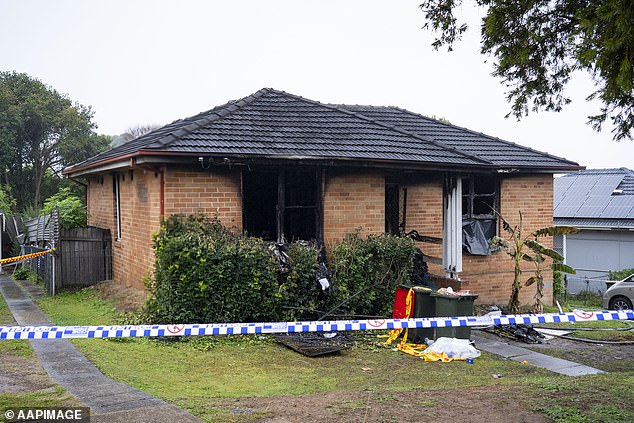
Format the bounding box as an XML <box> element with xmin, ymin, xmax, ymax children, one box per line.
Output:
<box><xmin>1</xmin><ymin>309</ymin><xmax>632</xmax><ymax>340</ymax></box>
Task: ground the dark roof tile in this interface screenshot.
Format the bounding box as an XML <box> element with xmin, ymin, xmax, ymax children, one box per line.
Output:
<box><xmin>65</xmin><ymin>88</ymin><xmax>581</xmax><ymax>175</ymax></box>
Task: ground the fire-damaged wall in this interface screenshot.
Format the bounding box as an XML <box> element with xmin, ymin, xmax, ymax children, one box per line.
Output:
<box><xmin>457</xmin><ymin>175</ymin><xmax>554</xmax><ymax>305</ymax></box>
<box><xmin>86</xmin><ymin>165</ymin><xmax>555</xmax><ymax>306</ymax></box>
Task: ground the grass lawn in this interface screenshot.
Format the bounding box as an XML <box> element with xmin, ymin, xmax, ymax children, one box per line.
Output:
<box><xmin>35</xmin><ymin>287</ymin><xmax>634</xmax><ymax>422</ymax></box>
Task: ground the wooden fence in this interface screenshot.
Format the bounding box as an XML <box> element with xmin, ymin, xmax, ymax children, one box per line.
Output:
<box><xmin>56</xmin><ymin>227</ymin><xmax>113</xmax><ymax>288</ymax></box>
<box><xmin>22</xmin><ymin>213</ymin><xmax>112</xmax><ymax>295</ymax></box>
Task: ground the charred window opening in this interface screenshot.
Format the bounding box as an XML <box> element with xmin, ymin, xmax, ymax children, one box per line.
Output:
<box><xmin>243</xmin><ymin>171</ymin><xmax>278</xmax><ymax>240</ymax></box>
<box><xmin>461</xmin><ymin>175</ymin><xmax>498</xmax><ymax>255</ymax></box>
<box><xmin>385</xmin><ymin>181</ymin><xmax>407</xmax><ymax>235</ymax></box>
<box><xmin>283</xmin><ymin>171</ymin><xmax>319</xmax><ymax>241</ymax></box>
<box><xmin>243</xmin><ymin>169</ymin><xmax>321</xmax><ymax>242</ymax></box>
<box><xmin>462</xmin><ymin>176</ymin><xmax>498</xmax><ymax>219</ymax></box>
<box><xmin>385</xmin><ymin>183</ymin><xmax>407</xmax><ymax>235</ymax></box>
<box><xmin>385</xmin><ymin>184</ymin><xmax>399</xmax><ymax>235</ymax></box>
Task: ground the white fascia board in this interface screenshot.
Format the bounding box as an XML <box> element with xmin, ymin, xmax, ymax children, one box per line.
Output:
<box><xmin>66</xmin><ymin>160</ymin><xmax>131</xmax><ymax>178</ymax></box>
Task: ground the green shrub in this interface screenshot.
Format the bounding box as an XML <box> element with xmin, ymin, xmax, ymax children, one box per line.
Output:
<box><xmin>144</xmin><ymin>214</ymin><xmax>281</xmax><ymax>324</ymax></box>
<box><xmin>12</xmin><ymin>265</ymin><xmax>32</xmax><ymax>280</ymax></box>
<box><xmin>608</xmin><ymin>268</ymin><xmax>634</xmax><ymax>281</ymax></box>
<box><xmin>143</xmin><ymin>216</ymin><xmax>416</xmax><ymax>324</ymax></box>
<box><xmin>42</xmin><ymin>187</ymin><xmax>86</xmax><ymax>228</ymax></box>
<box><xmin>329</xmin><ymin>232</ymin><xmax>414</xmax><ymax>317</ymax></box>
<box><xmin>278</xmin><ymin>242</ymin><xmax>324</xmax><ymax>320</ymax></box>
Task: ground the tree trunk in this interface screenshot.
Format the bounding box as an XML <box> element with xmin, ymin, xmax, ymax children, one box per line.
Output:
<box><xmin>33</xmin><ymin>162</ymin><xmax>42</xmax><ymax>208</ymax></box>
<box><xmin>533</xmin><ymin>273</ymin><xmax>544</xmax><ymax>314</ymax></box>
<box><xmin>507</xmin><ymin>259</ymin><xmax>522</xmax><ymax>313</ymax></box>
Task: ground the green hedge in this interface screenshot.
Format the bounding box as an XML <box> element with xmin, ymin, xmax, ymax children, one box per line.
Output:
<box><xmin>145</xmin><ymin>215</ymin><xmax>281</xmax><ymax>324</ymax></box>
<box><xmin>329</xmin><ymin>232</ymin><xmax>415</xmax><ymax>317</ymax></box>
<box><xmin>277</xmin><ymin>242</ymin><xmax>324</xmax><ymax>320</ymax></box>
<box><xmin>143</xmin><ymin>215</ymin><xmax>416</xmax><ymax>323</ymax></box>
<box><xmin>609</xmin><ymin>268</ymin><xmax>634</xmax><ymax>281</ymax></box>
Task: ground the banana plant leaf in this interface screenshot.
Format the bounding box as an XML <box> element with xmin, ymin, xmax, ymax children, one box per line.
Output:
<box><xmin>532</xmin><ymin>226</ymin><xmax>579</xmax><ymax>237</ymax></box>
<box><xmin>490</xmin><ymin>236</ymin><xmax>513</xmax><ymax>250</ymax></box>
<box><xmin>525</xmin><ymin>275</ymin><xmax>541</xmax><ymax>286</ymax></box>
<box><xmin>524</xmin><ymin>239</ymin><xmax>564</xmax><ymax>262</ymax></box>
<box><xmin>552</xmin><ymin>262</ymin><xmax>576</xmax><ymax>274</ymax></box>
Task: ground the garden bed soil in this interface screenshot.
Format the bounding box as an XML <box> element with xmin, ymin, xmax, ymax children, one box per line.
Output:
<box><xmin>90</xmin><ymin>280</ymin><xmax>147</xmax><ymax>312</ymax></box>
<box><xmin>211</xmin><ymin>386</ymin><xmax>548</xmax><ymax>422</ymax></box>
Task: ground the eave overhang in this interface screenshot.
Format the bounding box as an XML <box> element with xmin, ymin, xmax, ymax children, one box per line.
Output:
<box><xmin>63</xmin><ymin>150</ymin><xmax>585</xmax><ymax>179</ymax></box>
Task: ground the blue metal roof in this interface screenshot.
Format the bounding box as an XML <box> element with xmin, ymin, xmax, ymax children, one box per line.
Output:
<box><xmin>554</xmin><ymin>168</ymin><xmax>634</xmax><ymax>225</ymax></box>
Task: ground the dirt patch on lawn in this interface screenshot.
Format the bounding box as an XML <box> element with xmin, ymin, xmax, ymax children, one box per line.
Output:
<box><xmin>213</xmin><ymin>386</ymin><xmax>547</xmax><ymax>423</ymax></box>
<box><xmin>0</xmin><ymin>352</ymin><xmax>56</xmax><ymax>394</ymax></box>
<box><xmin>90</xmin><ymin>280</ymin><xmax>147</xmax><ymax>312</ymax></box>
<box><xmin>0</xmin><ymin>312</ymin><xmax>55</xmax><ymax>394</ymax></box>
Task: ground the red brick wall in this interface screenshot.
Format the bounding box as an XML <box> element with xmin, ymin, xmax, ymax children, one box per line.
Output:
<box><xmin>163</xmin><ymin>168</ymin><xmax>242</xmax><ymax>227</ymax></box>
<box><xmin>461</xmin><ymin>175</ymin><xmax>554</xmax><ymax>305</ymax></box>
<box><xmin>87</xmin><ymin>166</ymin><xmax>554</xmax><ymax>307</ymax></box>
<box><xmin>86</xmin><ymin>167</ymin><xmax>242</xmax><ymax>290</ymax></box>
<box><xmin>323</xmin><ymin>170</ymin><xmax>385</xmax><ymax>245</ymax></box>
<box><xmin>86</xmin><ymin>174</ymin><xmax>112</xmax><ymax>230</ymax></box>
<box><xmin>401</xmin><ymin>175</ymin><xmax>444</xmax><ymax>268</ymax></box>
<box><xmin>87</xmin><ymin>169</ymin><xmax>162</xmax><ymax>289</ymax></box>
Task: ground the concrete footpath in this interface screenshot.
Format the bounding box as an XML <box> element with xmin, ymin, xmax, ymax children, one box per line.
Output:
<box><xmin>472</xmin><ymin>332</ymin><xmax>604</xmax><ymax>376</ymax></box>
<box><xmin>0</xmin><ymin>274</ymin><xmax>200</xmax><ymax>422</ymax></box>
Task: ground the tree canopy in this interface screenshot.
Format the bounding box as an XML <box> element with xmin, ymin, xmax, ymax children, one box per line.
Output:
<box><xmin>420</xmin><ymin>0</ymin><xmax>634</xmax><ymax>140</ymax></box>
<box><xmin>0</xmin><ymin>71</ymin><xmax>110</xmax><ymax>211</ymax></box>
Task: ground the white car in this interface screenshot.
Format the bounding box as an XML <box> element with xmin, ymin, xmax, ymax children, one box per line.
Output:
<box><xmin>603</xmin><ymin>273</ymin><xmax>634</xmax><ymax>310</ymax></box>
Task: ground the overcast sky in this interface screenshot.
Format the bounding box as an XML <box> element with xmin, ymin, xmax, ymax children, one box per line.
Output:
<box><xmin>1</xmin><ymin>0</ymin><xmax>632</xmax><ymax>170</ymax></box>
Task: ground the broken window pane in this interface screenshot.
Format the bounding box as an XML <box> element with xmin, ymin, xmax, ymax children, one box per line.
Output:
<box><xmin>284</xmin><ymin>171</ymin><xmax>319</xmax><ymax>241</ymax></box>
<box><xmin>285</xmin><ymin>171</ymin><xmax>317</xmax><ymax>207</ymax></box>
<box><xmin>474</xmin><ymin>176</ymin><xmax>496</xmax><ymax>194</ymax></box>
<box><xmin>284</xmin><ymin>208</ymin><xmax>316</xmax><ymax>241</ymax></box>
<box><xmin>462</xmin><ymin>175</ymin><xmax>498</xmax><ymax>219</ymax></box>
<box><xmin>473</xmin><ymin>195</ymin><xmax>495</xmax><ymax>216</ymax></box>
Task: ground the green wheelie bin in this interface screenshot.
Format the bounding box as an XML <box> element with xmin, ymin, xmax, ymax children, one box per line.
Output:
<box><xmin>430</xmin><ymin>292</ymin><xmax>479</xmax><ymax>339</ymax></box>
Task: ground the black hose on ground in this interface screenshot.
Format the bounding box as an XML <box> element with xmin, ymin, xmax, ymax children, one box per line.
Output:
<box><xmin>548</xmin><ymin>331</ymin><xmax>634</xmax><ymax>345</ymax></box>
<box><xmin>534</xmin><ymin>320</ymin><xmax>634</xmax><ymax>332</ymax></box>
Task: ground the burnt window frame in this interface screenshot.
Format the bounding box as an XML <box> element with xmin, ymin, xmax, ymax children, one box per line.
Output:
<box><xmin>242</xmin><ymin>168</ymin><xmax>323</xmax><ymax>243</ymax></box>
<box><xmin>461</xmin><ymin>174</ymin><xmax>499</xmax><ymax>255</ymax></box>
<box><xmin>462</xmin><ymin>175</ymin><xmax>499</xmax><ymax>220</ymax></box>
<box><xmin>385</xmin><ymin>182</ymin><xmax>407</xmax><ymax>235</ymax></box>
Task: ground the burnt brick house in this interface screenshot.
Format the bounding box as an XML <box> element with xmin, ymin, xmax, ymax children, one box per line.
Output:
<box><xmin>64</xmin><ymin>88</ymin><xmax>582</xmax><ymax>305</ymax></box>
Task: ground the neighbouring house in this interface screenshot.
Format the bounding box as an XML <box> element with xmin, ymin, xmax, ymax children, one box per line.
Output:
<box><xmin>63</xmin><ymin>88</ymin><xmax>582</xmax><ymax>305</ymax></box>
<box><xmin>554</xmin><ymin>168</ymin><xmax>634</xmax><ymax>294</ymax></box>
